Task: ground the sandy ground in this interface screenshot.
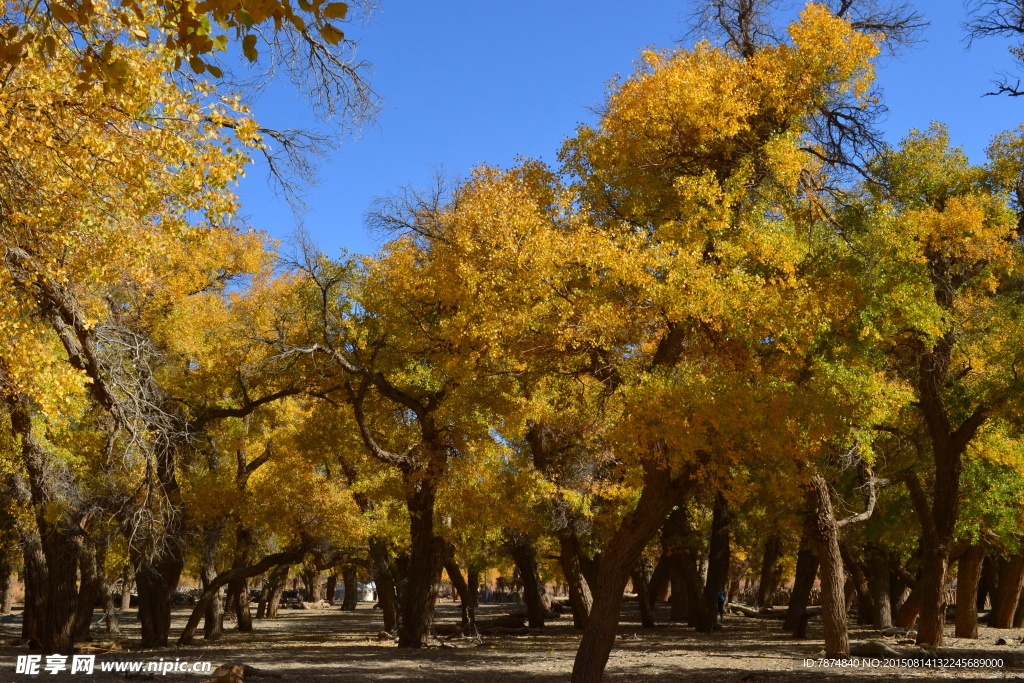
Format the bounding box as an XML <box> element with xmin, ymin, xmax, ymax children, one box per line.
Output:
<box><xmin>1</xmin><ymin>601</ymin><xmax>1022</xmax><ymax>682</ymax></box>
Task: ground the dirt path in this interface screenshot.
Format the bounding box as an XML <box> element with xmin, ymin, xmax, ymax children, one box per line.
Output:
<box><xmin>2</xmin><ymin>602</ymin><xmax>1021</xmax><ymax>681</ymax></box>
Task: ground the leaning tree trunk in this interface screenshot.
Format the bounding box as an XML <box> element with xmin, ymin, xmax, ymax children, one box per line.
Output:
<box><xmin>507</xmin><ymin>532</ymin><xmax>547</xmax><ymax>628</ymax></box>
<box><xmin>559</xmin><ymin>529</ymin><xmax>593</xmax><ymax>630</ymax></box>
<box><xmin>73</xmin><ymin>539</ymin><xmax>102</xmax><ymax>642</ymax></box>
<box><xmin>696</xmin><ymin>492</ymin><xmax>731</xmax><ymax>632</ymax></box>
<box><xmin>866</xmin><ymin>544</ymin><xmax>891</xmax><ymax>629</ymax></box>
<box><xmin>571</xmin><ymin>462</ymin><xmax>694</xmax><ymax>683</ymax></box>
<box><xmin>840</xmin><ymin>544</ymin><xmax>873</xmax><ymax>627</ymax></box>
<box><xmin>265</xmin><ymin>566</ymin><xmax>290</xmax><ymax>619</ymax></box>
<box><xmin>342</xmin><ymin>565</ymin><xmax>359</xmax><ymax>610</ymax></box>
<box><xmin>784</xmin><ymin>536</ymin><xmax>818</xmax><ymax>632</ymax></box>
<box><xmin>805</xmin><ymin>474</ymin><xmax>848</xmax><ymax>657</ymax></box>
<box><xmin>444</xmin><ymin>559</ymin><xmax>479</xmax><ymax>635</ymax></box>
<box><xmin>955</xmin><ymin>544</ymin><xmax>985</xmax><ymax>638</ymax></box>
<box><xmin>200</xmin><ymin>528</ymin><xmax>224</xmax><ymax>641</ymax></box>
<box><xmin>647</xmin><ymin>555</ymin><xmax>669</xmax><ymax>606</ymax></box>
<box><xmin>756</xmin><ymin>535</ymin><xmax>781</xmax><ymax>608</ymax></box>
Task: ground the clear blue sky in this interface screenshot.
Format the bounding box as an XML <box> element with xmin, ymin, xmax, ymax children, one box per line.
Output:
<box><xmin>234</xmin><ymin>1</ymin><xmax>1024</xmax><ymax>257</ymax></box>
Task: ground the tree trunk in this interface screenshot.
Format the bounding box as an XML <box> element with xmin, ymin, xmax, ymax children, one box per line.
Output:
<box><xmin>558</xmin><ymin>530</ymin><xmax>592</xmax><ymax>630</ymax></box>
<box><xmin>696</xmin><ymin>492</ymin><xmax>730</xmax><ymax>632</ymax></box>
<box><xmin>200</xmin><ymin>528</ymin><xmax>224</xmax><ymax>641</ymax></box>
<box><xmin>507</xmin><ymin>532</ymin><xmax>547</xmax><ymax>628</ymax></box>
<box><xmin>257</xmin><ymin>564</ymin><xmax>288</xmax><ymax>619</ymax></box>
<box><xmin>756</xmin><ymin>535</ymin><xmax>781</xmax><ymax>607</ymax></box>
<box><xmin>0</xmin><ymin>549</ymin><xmax>13</xmax><ymax>614</ymax></box>
<box><xmin>326</xmin><ymin>571</ymin><xmax>338</xmax><ymax>607</ymax></box>
<box><xmin>119</xmin><ymin>566</ymin><xmax>132</xmax><ymax>613</ymax></box>
<box><xmin>784</xmin><ymin>536</ymin><xmax>818</xmax><ymax>632</ymax></box>
<box><xmin>227</xmin><ymin>527</ymin><xmax>254</xmax><ymax>631</ymax></box>
<box><xmin>630</xmin><ymin>558</ymin><xmax>655</xmax><ymax>628</ymax></box>
<box><xmin>571</xmin><ymin>462</ymin><xmax>694</xmax><ymax>683</ymax></box>
<box><xmin>914</xmin><ymin>544</ymin><xmax>949</xmax><ymax>646</ymax></box>
<box><xmin>266</xmin><ymin>565</ymin><xmax>289</xmax><ymax>619</ymax></box>
<box><xmin>21</xmin><ymin>535</ymin><xmax>47</xmax><ymax>646</ymax></box>
<box><xmin>73</xmin><ymin>539</ymin><xmax>101</xmax><ymax>642</ymax></box>
<box><xmin>98</xmin><ymin>543</ymin><xmax>119</xmax><ymax>637</ymax></box>
<box><xmin>369</xmin><ymin>539</ymin><xmax>398</xmax><ymax>633</ymax></box>
<box><xmin>990</xmin><ymin>554</ymin><xmax>1024</xmax><ymax>628</ymax></box>
<box><xmin>866</xmin><ymin>545</ymin><xmax>891</xmax><ymax>629</ymax></box>
<box><xmin>396</xmin><ymin>481</ymin><xmax>446</xmax><ymax>648</ymax></box>
<box><xmin>955</xmin><ymin>544</ymin><xmax>985</xmax><ymax>638</ymax></box>
<box><xmin>647</xmin><ymin>555</ymin><xmax>669</xmax><ymax>605</ymax></box>
<box><xmin>342</xmin><ymin>566</ymin><xmax>358</xmax><ymax>610</ymax></box>
<box><xmin>134</xmin><ymin>550</ymin><xmax>184</xmax><ymax>648</ymax></box>
<box><xmin>444</xmin><ymin>559</ymin><xmax>479</xmax><ymax>635</ymax></box>
<box><xmin>840</xmin><ymin>543</ymin><xmax>873</xmax><ymax>626</ymax></box>
<box><xmin>804</xmin><ymin>474</ymin><xmax>848</xmax><ymax>657</ymax></box>
<box><xmin>669</xmin><ymin>556</ymin><xmax>689</xmax><ymax>623</ymax></box>
<box><xmin>179</xmin><ymin>546</ymin><xmax>306</xmax><ymax>646</ymax></box>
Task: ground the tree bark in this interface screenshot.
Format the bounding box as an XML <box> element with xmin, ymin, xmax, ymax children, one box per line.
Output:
<box><xmin>558</xmin><ymin>530</ymin><xmax>592</xmax><ymax>630</ymax></box>
<box><xmin>0</xmin><ymin>549</ymin><xmax>13</xmax><ymax>614</ymax></box>
<box><xmin>73</xmin><ymin>538</ymin><xmax>101</xmax><ymax>642</ymax></box>
<box><xmin>369</xmin><ymin>539</ymin><xmax>398</xmax><ymax>632</ymax></box>
<box><xmin>265</xmin><ymin>565</ymin><xmax>290</xmax><ymax>619</ymax></box>
<box><xmin>507</xmin><ymin>531</ymin><xmax>547</xmax><ymax>628</ymax></box>
<box><xmin>134</xmin><ymin>551</ymin><xmax>184</xmax><ymax>648</ymax></box>
<box><xmin>119</xmin><ymin>566</ymin><xmax>132</xmax><ymax>613</ymax></box>
<box><xmin>647</xmin><ymin>554</ymin><xmax>669</xmax><ymax>605</ymax></box>
<box><xmin>397</xmin><ymin>480</ymin><xmax>446</xmax><ymax>648</ymax></box>
<box><xmin>805</xmin><ymin>474</ymin><xmax>848</xmax><ymax>657</ymax></box>
<box><xmin>784</xmin><ymin>536</ymin><xmax>818</xmax><ymax>632</ymax></box>
<box><xmin>97</xmin><ymin>542</ymin><xmax>119</xmax><ymax>637</ymax></box>
<box><xmin>444</xmin><ymin>559</ymin><xmax>479</xmax><ymax>634</ymax></box>
<box><xmin>630</xmin><ymin>558</ymin><xmax>655</xmax><ymax>628</ymax></box>
<box><xmin>866</xmin><ymin>544</ymin><xmax>892</xmax><ymax>629</ymax></box>
<box><xmin>756</xmin><ymin>535</ymin><xmax>781</xmax><ymax>607</ymax></box>
<box><xmin>990</xmin><ymin>554</ymin><xmax>1024</xmax><ymax>628</ymax></box>
<box><xmin>840</xmin><ymin>543</ymin><xmax>873</xmax><ymax>626</ymax></box>
<box><xmin>326</xmin><ymin>571</ymin><xmax>338</xmax><ymax>607</ymax></box>
<box><xmin>228</xmin><ymin>527</ymin><xmax>255</xmax><ymax>631</ymax></box>
<box><xmin>21</xmin><ymin>533</ymin><xmax>47</xmax><ymax>646</ymax></box>
<box><xmin>571</xmin><ymin>462</ymin><xmax>695</xmax><ymax>683</ymax></box>
<box><xmin>200</xmin><ymin>528</ymin><xmax>224</xmax><ymax>641</ymax></box>
<box><xmin>341</xmin><ymin>565</ymin><xmax>358</xmax><ymax>609</ymax></box>
<box><xmin>955</xmin><ymin>544</ymin><xmax>985</xmax><ymax>638</ymax></box>
<box><xmin>696</xmin><ymin>492</ymin><xmax>731</xmax><ymax>632</ymax></box>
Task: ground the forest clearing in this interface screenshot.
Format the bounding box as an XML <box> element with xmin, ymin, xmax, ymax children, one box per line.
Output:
<box><xmin>4</xmin><ymin>602</ymin><xmax>1023</xmax><ymax>681</ymax></box>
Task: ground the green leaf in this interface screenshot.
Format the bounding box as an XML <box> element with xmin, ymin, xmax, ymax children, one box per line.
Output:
<box><xmin>319</xmin><ymin>23</ymin><xmax>344</xmax><ymax>45</ymax></box>
<box><xmin>213</xmin><ymin>34</ymin><xmax>228</xmax><ymax>52</ymax></box>
<box><xmin>242</xmin><ymin>33</ymin><xmax>258</xmax><ymax>62</ymax></box>
<box><xmin>239</xmin><ymin>9</ymin><xmax>254</xmax><ymax>29</ymax></box>
<box><xmin>322</xmin><ymin>2</ymin><xmax>347</xmax><ymax>20</ymax></box>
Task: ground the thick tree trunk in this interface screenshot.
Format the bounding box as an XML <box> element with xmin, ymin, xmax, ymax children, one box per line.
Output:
<box><xmin>866</xmin><ymin>545</ymin><xmax>891</xmax><ymax>629</ymax></box>
<box><xmin>0</xmin><ymin>549</ymin><xmax>13</xmax><ymax>614</ymax></box>
<box><xmin>73</xmin><ymin>539</ymin><xmax>101</xmax><ymax>642</ymax></box>
<box><xmin>630</xmin><ymin>558</ymin><xmax>655</xmax><ymax>628</ymax></box>
<box><xmin>955</xmin><ymin>545</ymin><xmax>985</xmax><ymax>638</ymax></box>
<box><xmin>669</xmin><ymin>556</ymin><xmax>689</xmax><ymax>623</ymax></box>
<box><xmin>341</xmin><ymin>566</ymin><xmax>358</xmax><ymax>610</ymax></box>
<box><xmin>21</xmin><ymin>535</ymin><xmax>47</xmax><ymax>646</ymax></box>
<box><xmin>696</xmin><ymin>492</ymin><xmax>730</xmax><ymax>632</ymax></box>
<box><xmin>326</xmin><ymin>572</ymin><xmax>338</xmax><ymax>607</ymax></box>
<box><xmin>397</xmin><ymin>482</ymin><xmax>446</xmax><ymax>648</ymax></box>
<box><xmin>39</xmin><ymin>530</ymin><xmax>79</xmax><ymax>654</ymax></box>
<box><xmin>200</xmin><ymin>528</ymin><xmax>224</xmax><ymax>641</ymax></box>
<box><xmin>257</xmin><ymin>564</ymin><xmax>288</xmax><ymax>619</ymax></box>
<box><xmin>558</xmin><ymin>530</ymin><xmax>592</xmax><ymax>630</ymax></box>
<box><xmin>990</xmin><ymin>554</ymin><xmax>1024</xmax><ymax>628</ymax></box>
<box><xmin>805</xmin><ymin>474</ymin><xmax>848</xmax><ymax>657</ymax></box>
<box><xmin>915</xmin><ymin>545</ymin><xmax>949</xmax><ymax>646</ymax></box>
<box><xmin>134</xmin><ymin>550</ymin><xmax>184</xmax><ymax>648</ymax></box>
<box><xmin>571</xmin><ymin>463</ymin><xmax>694</xmax><ymax>683</ymax></box>
<box><xmin>756</xmin><ymin>535</ymin><xmax>781</xmax><ymax>607</ymax></box>
<box><xmin>784</xmin><ymin>536</ymin><xmax>818</xmax><ymax>632</ymax></box>
<box><xmin>507</xmin><ymin>532</ymin><xmax>547</xmax><ymax>628</ymax></box>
